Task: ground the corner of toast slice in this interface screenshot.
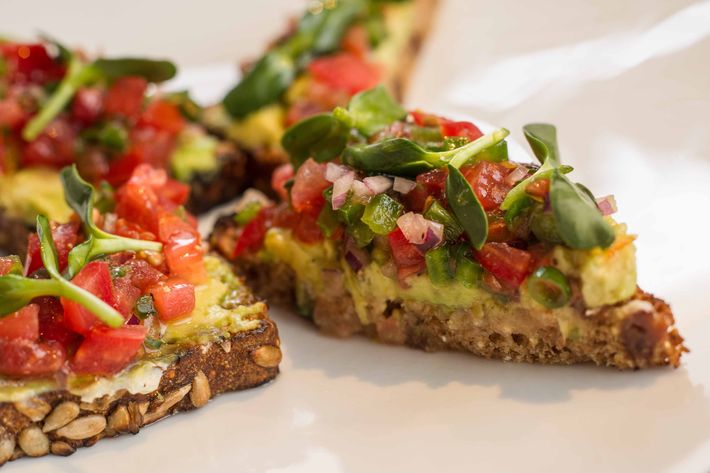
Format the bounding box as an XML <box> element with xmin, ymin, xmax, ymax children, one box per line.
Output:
<box><xmin>0</xmin><ymin>254</ymin><xmax>281</xmax><ymax>465</ymax></box>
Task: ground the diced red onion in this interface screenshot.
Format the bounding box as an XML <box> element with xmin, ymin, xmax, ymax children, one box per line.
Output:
<box><xmin>397</xmin><ymin>212</ymin><xmax>444</xmax><ymax>249</ymax></box>
<box><xmin>363</xmin><ymin>175</ymin><xmax>392</xmax><ymax>195</ymax></box>
<box><xmin>325</xmin><ymin>162</ymin><xmax>351</xmax><ymax>183</ymax></box>
<box><xmin>505</xmin><ymin>164</ymin><xmax>529</xmax><ymax>186</ymax></box>
<box><xmin>416</xmin><ymin>225</ymin><xmax>445</xmax><ymax>253</ymax></box>
<box><xmin>393</xmin><ymin>176</ymin><xmax>417</xmax><ymax>194</ymax></box>
<box><xmin>344</xmin><ymin>238</ymin><xmax>370</xmax><ymax>272</ymax></box>
<box><xmin>331</xmin><ymin>173</ymin><xmax>355</xmax><ymax>210</ymax></box>
<box><xmin>351</xmin><ymin>180</ymin><xmax>372</xmax><ymax>201</ymax></box>
<box><xmin>596</xmin><ymin>195</ymin><xmax>618</xmax><ymax>216</ymax></box>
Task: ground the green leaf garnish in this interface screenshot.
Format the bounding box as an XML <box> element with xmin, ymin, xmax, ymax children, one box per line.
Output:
<box><xmin>346</xmin><ymin>86</ymin><xmax>407</xmax><ymax>136</ymax></box>
<box><xmin>341</xmin><ymin>128</ymin><xmax>509</xmax><ymax>176</ymax></box>
<box><xmin>92</xmin><ymin>58</ymin><xmax>176</xmax><ymax>82</ymax></box>
<box><xmin>281</xmin><ymin>113</ymin><xmax>349</xmax><ymax>168</ymax></box>
<box><xmin>550</xmin><ymin>170</ymin><xmax>615</xmax><ymax>249</ymax></box>
<box><xmin>61</xmin><ymin>165</ymin><xmax>162</xmax><ymax>277</ymax></box>
<box><xmin>445</xmin><ymin>165</ymin><xmax>488</xmax><ymax>250</ymax></box>
<box><xmin>22</xmin><ymin>51</ymin><xmax>176</xmax><ymax>141</ymax></box>
<box><xmin>0</xmin><ymin>216</ymin><xmax>125</xmax><ymax>327</ymax></box>
<box><xmin>502</xmin><ymin>123</ymin><xmax>614</xmax><ymax>249</ymax></box>
<box><xmin>222</xmin><ymin>0</ymin><xmax>364</xmax><ymax>118</ymax></box>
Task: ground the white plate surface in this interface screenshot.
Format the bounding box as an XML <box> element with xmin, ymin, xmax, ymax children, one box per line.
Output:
<box><xmin>12</xmin><ymin>1</ymin><xmax>710</xmax><ymax>472</ymax></box>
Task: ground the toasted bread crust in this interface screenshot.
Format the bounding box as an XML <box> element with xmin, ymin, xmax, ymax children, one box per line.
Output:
<box><xmin>210</xmin><ymin>215</ymin><xmax>686</xmax><ymax>370</ymax></box>
<box><xmin>384</xmin><ymin>0</ymin><xmax>439</xmax><ymax>101</ymax></box>
<box><xmin>0</xmin><ymin>208</ymin><xmax>30</xmax><ymax>258</ymax></box>
<box><xmin>0</xmin><ymin>317</ymin><xmax>280</xmax><ymax>465</ymax></box>
<box><xmin>185</xmin><ymin>141</ymin><xmax>250</xmax><ymax>214</ymax></box>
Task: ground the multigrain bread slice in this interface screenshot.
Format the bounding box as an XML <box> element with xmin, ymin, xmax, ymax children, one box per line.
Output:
<box><xmin>211</xmin><ymin>215</ymin><xmax>684</xmax><ymax>370</ymax></box>
<box><xmin>206</xmin><ymin>95</ymin><xmax>687</xmax><ymax>370</ymax></box>
<box><xmin>202</xmin><ymin>0</ymin><xmax>440</xmax><ymax>180</ymax></box>
<box><xmin>0</xmin><ymin>312</ymin><xmax>280</xmax><ymax>464</ymax></box>
<box><xmin>0</xmin><ymin>142</ymin><xmax>249</xmax><ymax>259</ymax></box>
<box><xmin>0</xmin><ymin>165</ymin><xmax>283</xmax><ymax>466</ymax></box>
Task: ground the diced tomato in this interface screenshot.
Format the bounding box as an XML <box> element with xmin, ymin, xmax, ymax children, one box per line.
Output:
<box><xmin>105</xmin><ymin>152</ymin><xmax>142</xmax><ymax>187</ymax></box>
<box><xmin>130</xmin><ymin>126</ymin><xmax>176</xmax><ymax>168</ymax></box>
<box><xmin>0</xmin><ymin>43</ymin><xmax>64</xmax><ymax>84</ymax></box>
<box><xmin>440</xmin><ymin>119</ymin><xmax>483</xmax><ymax>141</ymax></box>
<box><xmin>61</xmin><ymin>261</ymin><xmax>117</xmax><ymax>335</ymax></box>
<box><xmin>308</xmin><ymin>53</ymin><xmax>381</xmax><ymax>95</ymax></box>
<box><xmin>71</xmin><ymin>325</ymin><xmax>147</xmax><ymax>375</ymax></box>
<box><xmin>113</xmin><ymin>218</ymin><xmax>157</xmax><ymax>242</ymax></box>
<box><xmin>112</xmin><ymin>277</ymin><xmax>141</xmax><ymax>318</ymax></box>
<box><xmin>139</xmin><ymin>99</ymin><xmax>185</xmax><ymax>135</ymax></box>
<box><xmin>158</xmin><ymin>212</ymin><xmax>206</xmax><ymax>284</ymax></box>
<box><xmin>21</xmin><ymin>118</ymin><xmax>77</xmax><ymax>168</ymax></box>
<box><xmin>36</xmin><ymin>296</ymin><xmax>81</xmax><ymax>349</ymax></box>
<box><xmin>292</xmin><ymin>212</ymin><xmax>323</xmax><ymax>244</ymax></box>
<box><xmin>115</xmin><ymin>181</ymin><xmax>161</xmax><ymax>234</ymax></box>
<box><xmin>410</xmin><ymin>110</ymin><xmax>441</xmax><ymax>127</ymax></box>
<box><xmin>103</xmin><ymin>76</ymin><xmax>148</xmax><ymax>121</ymax></box>
<box><xmin>401</xmin><ymin>184</ymin><xmax>429</xmax><ymax>212</ymax></box>
<box><xmin>341</xmin><ymin>25</ymin><xmax>370</xmax><ymax>59</ymax></box>
<box><xmin>0</xmin><ymin>305</ymin><xmax>39</xmax><ymax>341</ymax></box>
<box><xmin>461</xmin><ymin>161</ymin><xmax>512</xmax><ymax>211</ymax></box>
<box><xmin>124</xmin><ymin>258</ymin><xmax>165</xmax><ymax>290</ymax></box>
<box><xmin>271</xmin><ymin>163</ymin><xmax>294</xmax><ymax>202</ymax></box>
<box><xmin>25</xmin><ymin>221</ymin><xmax>80</xmax><ymax>275</ymax></box>
<box><xmin>0</xmin><ymin>339</ymin><xmax>65</xmax><ymax>378</ymax></box>
<box><xmin>525</xmin><ymin>178</ymin><xmax>550</xmax><ymax>200</ymax></box>
<box><xmin>160</xmin><ymin>179</ymin><xmax>190</xmax><ymax>207</ymax></box>
<box><xmin>290</xmin><ymin>158</ymin><xmax>330</xmax><ymax>217</ymax></box>
<box><xmin>476</xmin><ymin>242</ymin><xmax>533</xmax><ymax>287</ymax></box>
<box><xmin>415</xmin><ymin>167</ymin><xmax>448</xmax><ymax>203</ymax></box>
<box><xmin>233</xmin><ymin>208</ymin><xmax>269</xmax><ymax>258</ymax></box>
<box><xmin>72</xmin><ymin>87</ymin><xmax>104</xmax><ymax>124</ymax></box>
<box><xmin>388</xmin><ymin>228</ymin><xmax>426</xmax><ymax>281</ymax></box>
<box><xmin>147</xmin><ymin>278</ymin><xmax>195</xmax><ymax>321</ymax></box>
<box><xmin>0</xmin><ymin>97</ymin><xmax>27</xmax><ymax>129</ymax></box>
<box><xmin>487</xmin><ymin>219</ymin><xmax>513</xmax><ymax>243</ymax></box>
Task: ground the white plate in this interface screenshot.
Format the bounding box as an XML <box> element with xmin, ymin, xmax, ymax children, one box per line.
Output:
<box><xmin>15</xmin><ymin>1</ymin><xmax>710</xmax><ymax>472</ymax></box>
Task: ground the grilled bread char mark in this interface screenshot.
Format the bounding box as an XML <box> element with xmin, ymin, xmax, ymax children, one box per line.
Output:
<box><xmin>0</xmin><ymin>317</ymin><xmax>280</xmax><ymax>465</ymax></box>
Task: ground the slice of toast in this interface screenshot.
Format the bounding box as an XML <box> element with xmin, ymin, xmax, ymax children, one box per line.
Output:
<box><xmin>211</xmin><ymin>214</ymin><xmax>683</xmax><ymax>370</ymax></box>
<box><xmin>202</xmin><ymin>0</ymin><xmax>440</xmax><ymax>176</ymax></box>
<box><xmin>207</xmin><ymin>90</ymin><xmax>686</xmax><ymax>371</ymax></box>
<box><xmin>0</xmin><ymin>165</ymin><xmax>282</xmax><ymax>465</ymax></box>
<box><xmin>0</xmin><ymin>255</ymin><xmax>280</xmax><ymax>465</ymax></box>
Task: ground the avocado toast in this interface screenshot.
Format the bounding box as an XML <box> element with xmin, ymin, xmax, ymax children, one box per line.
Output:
<box><xmin>0</xmin><ymin>38</ymin><xmax>249</xmax><ymax>256</ymax></box>
<box><xmin>203</xmin><ymin>0</ymin><xmax>438</xmax><ymax>191</ymax></box>
<box><xmin>0</xmin><ymin>165</ymin><xmax>280</xmax><ymax>465</ymax></box>
<box><xmin>210</xmin><ymin>87</ymin><xmax>685</xmax><ymax>369</ymax></box>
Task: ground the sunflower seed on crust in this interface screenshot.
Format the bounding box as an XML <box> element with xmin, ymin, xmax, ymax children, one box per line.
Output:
<box><xmin>55</xmin><ymin>415</ymin><xmax>106</xmax><ymax>440</ymax></box>
<box><xmin>43</xmin><ymin>402</ymin><xmax>80</xmax><ymax>433</ymax></box>
<box><xmin>18</xmin><ymin>426</ymin><xmax>49</xmax><ymax>457</ymax></box>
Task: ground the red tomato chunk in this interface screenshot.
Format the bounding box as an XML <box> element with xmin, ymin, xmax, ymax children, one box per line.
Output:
<box><xmin>61</xmin><ymin>261</ymin><xmax>118</xmax><ymax>335</ymax></box>
<box><xmin>147</xmin><ymin>278</ymin><xmax>196</xmax><ymax>321</ymax></box>
<box><xmin>0</xmin><ymin>305</ymin><xmax>39</xmax><ymax>341</ymax></box>
<box><xmin>0</xmin><ymin>339</ymin><xmax>66</xmax><ymax>378</ymax></box>
<box><xmin>476</xmin><ymin>242</ymin><xmax>534</xmax><ymax>287</ymax></box>
<box><xmin>71</xmin><ymin>325</ymin><xmax>147</xmax><ymax>375</ymax></box>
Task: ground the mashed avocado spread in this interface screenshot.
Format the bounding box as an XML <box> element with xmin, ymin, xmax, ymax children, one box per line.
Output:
<box><xmin>0</xmin><ymin>168</ymin><xmax>73</xmax><ymax>224</ymax></box>
<box><xmin>0</xmin><ymin>255</ymin><xmax>263</xmax><ymax>402</ymax></box>
<box><xmin>261</xmin><ymin>226</ymin><xmax>638</xmax><ymax>324</ymax></box>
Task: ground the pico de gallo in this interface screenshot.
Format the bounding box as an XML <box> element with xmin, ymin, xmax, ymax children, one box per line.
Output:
<box><xmin>0</xmin><ymin>37</ymin><xmax>215</xmax><ymax>188</ymax></box>
<box><xmin>228</xmin><ymin>87</ymin><xmax>623</xmax><ymax>309</ymax></box>
<box><xmin>206</xmin><ymin>0</ymin><xmax>416</xmax><ymax>156</ymax></box>
<box><xmin>0</xmin><ymin>164</ymin><xmax>206</xmax><ymax>379</ymax></box>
